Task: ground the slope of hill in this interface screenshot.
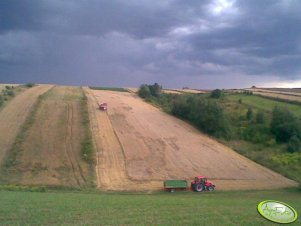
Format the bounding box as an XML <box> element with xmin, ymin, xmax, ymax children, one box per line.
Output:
<box><xmin>86</xmin><ymin>88</ymin><xmax>297</xmax><ymax>191</ymax></box>
<box><xmin>0</xmin><ymin>85</ymin><xmax>53</xmax><ymax>165</ymax></box>
<box><xmin>1</xmin><ymin>86</ymin><xmax>94</xmax><ymax>187</ymax></box>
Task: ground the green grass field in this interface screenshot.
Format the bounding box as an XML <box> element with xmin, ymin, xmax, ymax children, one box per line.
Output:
<box><xmin>227</xmin><ymin>94</ymin><xmax>301</xmax><ymax>118</ymax></box>
<box><xmin>0</xmin><ymin>189</ymin><xmax>300</xmax><ymax>225</ymax></box>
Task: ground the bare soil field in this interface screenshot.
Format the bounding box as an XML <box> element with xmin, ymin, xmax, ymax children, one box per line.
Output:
<box><xmin>4</xmin><ymin>86</ymin><xmax>92</xmax><ymax>187</ymax></box>
<box><xmin>86</xmin><ymin>89</ymin><xmax>297</xmax><ymax>191</ymax></box>
<box><xmin>0</xmin><ymin>85</ymin><xmax>52</xmax><ymax>165</ymax></box>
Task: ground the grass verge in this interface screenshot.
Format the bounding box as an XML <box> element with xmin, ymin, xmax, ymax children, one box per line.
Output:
<box><xmin>80</xmin><ymin>90</ymin><xmax>94</xmax><ymax>164</ymax></box>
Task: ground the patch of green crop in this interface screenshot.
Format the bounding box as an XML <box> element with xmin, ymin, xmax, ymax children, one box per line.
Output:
<box><xmin>226</xmin><ymin>94</ymin><xmax>301</xmax><ymax>118</ymax></box>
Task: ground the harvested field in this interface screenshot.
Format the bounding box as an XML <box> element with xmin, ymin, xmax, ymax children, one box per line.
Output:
<box><xmin>86</xmin><ymin>89</ymin><xmax>297</xmax><ymax>191</ymax></box>
<box><xmin>162</xmin><ymin>89</ymin><xmax>182</xmax><ymax>94</ymax></box>
<box><xmin>0</xmin><ymin>85</ymin><xmax>52</xmax><ymax>165</ymax></box>
<box><xmin>3</xmin><ymin>86</ymin><xmax>92</xmax><ymax>187</ymax></box>
<box><xmin>126</xmin><ymin>88</ymin><xmax>138</xmax><ymax>93</ymax></box>
<box><xmin>0</xmin><ymin>84</ymin><xmax>16</xmax><ymax>92</ymax></box>
<box><xmin>245</xmin><ymin>88</ymin><xmax>301</xmax><ymax>103</ymax></box>
<box><xmin>179</xmin><ymin>89</ymin><xmax>207</xmax><ymax>94</ymax></box>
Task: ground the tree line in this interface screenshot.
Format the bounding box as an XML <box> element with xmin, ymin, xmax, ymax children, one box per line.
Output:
<box><xmin>138</xmin><ymin>84</ymin><xmax>301</xmax><ymax>153</ymax></box>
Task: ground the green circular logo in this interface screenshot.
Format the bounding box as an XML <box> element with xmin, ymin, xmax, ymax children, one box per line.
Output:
<box><xmin>257</xmin><ymin>200</ymin><xmax>298</xmax><ymax>224</ymax></box>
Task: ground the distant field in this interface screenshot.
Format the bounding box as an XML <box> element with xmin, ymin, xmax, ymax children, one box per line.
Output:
<box><xmin>0</xmin><ymin>189</ymin><xmax>300</xmax><ymax>225</ymax></box>
<box><xmin>227</xmin><ymin>94</ymin><xmax>301</xmax><ymax>118</ymax></box>
<box><xmin>267</xmin><ymin>88</ymin><xmax>301</xmax><ymax>93</ymax></box>
<box><xmin>0</xmin><ymin>84</ymin><xmax>19</xmax><ymax>89</ymax></box>
<box><xmin>89</xmin><ymin>86</ymin><xmax>128</xmax><ymax>92</ymax></box>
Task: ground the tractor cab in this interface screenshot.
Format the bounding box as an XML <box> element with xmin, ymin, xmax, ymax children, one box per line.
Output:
<box><xmin>194</xmin><ymin>176</ymin><xmax>207</xmax><ymax>184</ymax></box>
<box><xmin>191</xmin><ymin>175</ymin><xmax>215</xmax><ymax>192</ymax></box>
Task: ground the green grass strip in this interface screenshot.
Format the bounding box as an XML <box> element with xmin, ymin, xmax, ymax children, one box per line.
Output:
<box><xmin>80</xmin><ymin>90</ymin><xmax>94</xmax><ymax>164</ymax></box>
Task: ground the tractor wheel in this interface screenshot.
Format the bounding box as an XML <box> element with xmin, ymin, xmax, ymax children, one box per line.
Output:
<box><xmin>208</xmin><ymin>186</ymin><xmax>214</xmax><ymax>191</ymax></box>
<box><xmin>195</xmin><ymin>184</ymin><xmax>204</xmax><ymax>192</ymax></box>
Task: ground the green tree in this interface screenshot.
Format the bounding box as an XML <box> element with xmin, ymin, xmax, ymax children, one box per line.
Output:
<box><xmin>171</xmin><ymin>96</ymin><xmax>189</xmax><ymax>118</ymax></box>
<box><xmin>271</xmin><ymin>107</ymin><xmax>301</xmax><ymax>142</ymax></box>
<box><xmin>149</xmin><ymin>83</ymin><xmax>162</xmax><ymax>97</ymax></box>
<box><xmin>287</xmin><ymin>135</ymin><xmax>301</xmax><ymax>153</ymax></box>
<box><xmin>0</xmin><ymin>95</ymin><xmax>3</xmax><ymax>107</ymax></box>
<box><xmin>246</xmin><ymin>107</ymin><xmax>253</xmax><ymax>120</ymax></box>
<box><xmin>138</xmin><ymin>84</ymin><xmax>151</xmax><ymax>99</ymax></box>
<box><xmin>255</xmin><ymin>112</ymin><xmax>265</xmax><ymax>124</ymax></box>
<box><xmin>188</xmin><ymin>99</ymin><xmax>231</xmax><ymax>138</ymax></box>
<box><xmin>210</xmin><ymin>89</ymin><xmax>222</xmax><ymax>99</ymax></box>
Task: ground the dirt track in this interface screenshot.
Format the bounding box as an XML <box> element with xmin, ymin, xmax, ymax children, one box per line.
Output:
<box><xmin>86</xmin><ymin>89</ymin><xmax>297</xmax><ymax>191</ymax></box>
<box><xmin>0</xmin><ymin>85</ymin><xmax>53</xmax><ymax>165</ymax></box>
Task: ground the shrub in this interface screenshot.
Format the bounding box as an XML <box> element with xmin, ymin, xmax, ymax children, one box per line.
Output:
<box><xmin>210</xmin><ymin>89</ymin><xmax>222</xmax><ymax>98</ymax></box>
<box><xmin>288</xmin><ymin>135</ymin><xmax>301</xmax><ymax>153</ymax></box>
<box><xmin>7</xmin><ymin>90</ymin><xmax>14</xmax><ymax>97</ymax></box>
<box><xmin>149</xmin><ymin>83</ymin><xmax>162</xmax><ymax>97</ymax></box>
<box><xmin>271</xmin><ymin>107</ymin><xmax>301</xmax><ymax>142</ymax></box>
<box><xmin>271</xmin><ymin>153</ymin><xmax>301</xmax><ymax>165</ymax></box>
<box><xmin>0</xmin><ymin>95</ymin><xmax>3</xmax><ymax>107</ymax></box>
<box><xmin>241</xmin><ymin>125</ymin><xmax>271</xmax><ymax>143</ymax></box>
<box><xmin>256</xmin><ymin>112</ymin><xmax>265</xmax><ymax>124</ymax></box>
<box><xmin>171</xmin><ymin>96</ymin><xmax>189</xmax><ymax>118</ymax></box>
<box><xmin>138</xmin><ymin>84</ymin><xmax>151</xmax><ymax>99</ymax></box>
<box><xmin>243</xmin><ymin>90</ymin><xmax>253</xmax><ymax>95</ymax></box>
<box><xmin>26</xmin><ymin>83</ymin><xmax>35</xmax><ymax>88</ymax></box>
<box><xmin>2</xmin><ymin>90</ymin><xmax>15</xmax><ymax>97</ymax></box>
<box><xmin>246</xmin><ymin>107</ymin><xmax>253</xmax><ymax>120</ymax></box>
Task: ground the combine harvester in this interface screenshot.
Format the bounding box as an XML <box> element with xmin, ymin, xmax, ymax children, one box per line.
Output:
<box><xmin>98</xmin><ymin>102</ymin><xmax>107</xmax><ymax>111</ymax></box>
<box><xmin>164</xmin><ymin>176</ymin><xmax>215</xmax><ymax>192</ymax></box>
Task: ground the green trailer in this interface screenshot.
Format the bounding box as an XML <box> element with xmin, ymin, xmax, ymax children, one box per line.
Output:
<box><xmin>164</xmin><ymin>180</ymin><xmax>188</xmax><ymax>192</ymax></box>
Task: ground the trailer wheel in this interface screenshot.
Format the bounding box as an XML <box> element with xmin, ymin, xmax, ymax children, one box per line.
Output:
<box><xmin>208</xmin><ymin>186</ymin><xmax>214</xmax><ymax>191</ymax></box>
<box><xmin>170</xmin><ymin>189</ymin><xmax>175</xmax><ymax>193</ymax></box>
<box><xmin>195</xmin><ymin>184</ymin><xmax>204</xmax><ymax>192</ymax></box>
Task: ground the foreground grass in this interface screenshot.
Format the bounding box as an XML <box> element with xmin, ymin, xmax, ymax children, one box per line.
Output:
<box><xmin>0</xmin><ymin>189</ymin><xmax>300</xmax><ymax>225</ymax></box>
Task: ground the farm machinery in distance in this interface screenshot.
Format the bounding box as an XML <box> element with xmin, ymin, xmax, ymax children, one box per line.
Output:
<box><xmin>164</xmin><ymin>175</ymin><xmax>215</xmax><ymax>192</ymax></box>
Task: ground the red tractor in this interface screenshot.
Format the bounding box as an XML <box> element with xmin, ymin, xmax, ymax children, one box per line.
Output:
<box><xmin>191</xmin><ymin>176</ymin><xmax>215</xmax><ymax>192</ymax></box>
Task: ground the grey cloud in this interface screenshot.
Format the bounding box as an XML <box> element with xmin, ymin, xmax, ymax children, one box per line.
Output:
<box><xmin>0</xmin><ymin>0</ymin><xmax>301</xmax><ymax>88</ymax></box>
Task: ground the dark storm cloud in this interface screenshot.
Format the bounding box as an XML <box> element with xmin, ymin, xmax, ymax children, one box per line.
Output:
<box><xmin>0</xmin><ymin>0</ymin><xmax>301</xmax><ymax>88</ymax></box>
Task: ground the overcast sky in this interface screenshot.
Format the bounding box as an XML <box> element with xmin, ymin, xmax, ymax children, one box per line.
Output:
<box><xmin>1</xmin><ymin>0</ymin><xmax>301</xmax><ymax>89</ymax></box>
